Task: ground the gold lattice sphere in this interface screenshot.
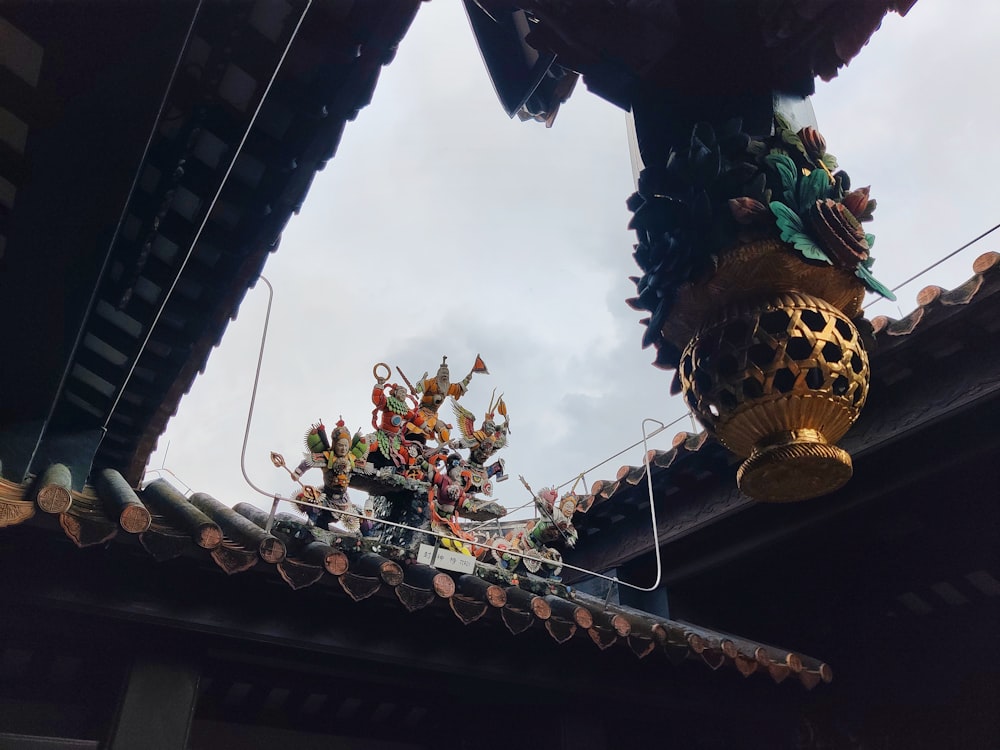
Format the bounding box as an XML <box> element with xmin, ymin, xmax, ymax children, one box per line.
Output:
<box><xmin>678</xmin><ymin>293</ymin><xmax>869</xmax><ymax>502</ymax></box>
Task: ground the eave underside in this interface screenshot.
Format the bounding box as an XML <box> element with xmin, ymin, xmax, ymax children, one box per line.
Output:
<box><xmin>0</xmin><ymin>0</ymin><xmax>422</xmax><ymax>487</ymax></box>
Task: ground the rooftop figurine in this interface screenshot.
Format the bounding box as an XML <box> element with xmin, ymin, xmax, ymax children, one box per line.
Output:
<box><xmin>408</xmin><ymin>355</ymin><xmax>489</xmax><ymax>443</ymax></box>
<box><xmin>369</xmin><ymin>363</ymin><xmax>424</xmax><ymax>468</ymax></box>
<box><xmin>449</xmin><ymin>390</ymin><xmax>510</xmax><ymax>494</ymax></box>
<box><xmin>271</xmin><ymin>419</ymin><xmax>368</xmax><ymax>533</ymax></box>
<box><xmin>272</xmin><ymin>357</ymin><xmax>510</xmax><ymax>557</ymax></box>
<box><xmin>486</xmin><ymin>477</ymin><xmax>593</xmax><ymax>581</ymax></box>
<box><xmin>524</xmin><ymin>480</ymin><xmax>581</xmax><ymax>550</ymax></box>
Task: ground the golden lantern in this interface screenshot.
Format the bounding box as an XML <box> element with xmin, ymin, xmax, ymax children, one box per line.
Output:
<box><xmin>627</xmin><ymin>119</ymin><xmax>891</xmax><ymax>502</ymax></box>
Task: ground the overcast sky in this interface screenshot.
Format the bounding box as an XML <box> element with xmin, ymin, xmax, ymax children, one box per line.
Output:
<box><xmin>148</xmin><ymin>1</ymin><xmax>1000</xmax><ymax>523</ymax></box>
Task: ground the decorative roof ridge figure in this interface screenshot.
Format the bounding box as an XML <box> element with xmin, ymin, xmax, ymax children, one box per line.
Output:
<box><xmin>272</xmin><ymin>358</ymin><xmax>508</xmax><ymax>558</ymax></box>
<box><xmin>369</xmin><ymin>363</ymin><xmax>425</xmax><ymax>469</ymax></box>
<box><xmin>410</xmin><ymin>354</ymin><xmax>489</xmax><ymax>444</ymax></box>
<box><xmin>450</xmin><ymin>388</ymin><xmax>510</xmax><ymax>471</ymax></box>
<box><xmin>270</xmin><ymin>418</ymin><xmax>369</xmax><ymax>534</ymax></box>
<box><xmin>484</xmin><ymin>477</ymin><xmax>586</xmax><ymax>581</ymax></box>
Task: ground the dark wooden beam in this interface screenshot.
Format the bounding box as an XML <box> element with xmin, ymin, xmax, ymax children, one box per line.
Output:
<box><xmin>560</xmin><ymin>713</ymin><xmax>607</xmax><ymax>750</ymax></box>
<box><xmin>107</xmin><ymin>654</ymin><xmax>200</xmax><ymax>750</ymax></box>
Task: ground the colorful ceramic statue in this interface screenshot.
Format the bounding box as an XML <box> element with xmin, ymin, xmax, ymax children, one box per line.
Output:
<box><xmin>424</xmin><ymin>449</ymin><xmax>508</xmax><ymax>527</ymax></box>
<box><xmin>408</xmin><ymin>355</ymin><xmax>488</xmax><ymax>443</ymax></box>
<box><xmin>369</xmin><ymin>363</ymin><xmax>423</xmax><ymax>467</ymax></box>
<box><xmin>268</xmin><ymin>358</ymin><xmax>562</xmax><ymax>568</ymax></box>
<box><xmin>448</xmin><ymin>391</ymin><xmax>510</xmax><ymax>496</ymax></box>
<box><xmin>489</xmin><ymin>478</ymin><xmax>590</xmax><ymax>579</ymax></box>
<box><xmin>490</xmin><ymin>526</ymin><xmax>562</xmax><ymax>578</ymax></box>
<box><xmin>524</xmin><ymin>483</ymin><xmax>580</xmax><ymax>550</ymax></box>
<box><xmin>422</xmin><ymin>452</ymin><xmax>487</xmax><ymax>557</ymax></box>
<box><xmin>280</xmin><ymin>419</ymin><xmax>368</xmax><ymax>533</ymax></box>
<box><xmin>426</xmin><ymin>452</ymin><xmax>469</xmax><ymax>518</ymax></box>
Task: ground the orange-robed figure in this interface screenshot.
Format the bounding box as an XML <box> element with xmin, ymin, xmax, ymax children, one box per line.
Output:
<box><xmin>411</xmin><ymin>356</ymin><xmax>479</xmax><ymax>443</ymax></box>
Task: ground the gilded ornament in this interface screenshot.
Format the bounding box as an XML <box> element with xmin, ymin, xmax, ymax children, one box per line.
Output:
<box><xmin>678</xmin><ymin>293</ymin><xmax>868</xmax><ymax>501</ymax></box>
<box><xmin>628</xmin><ymin>114</ymin><xmax>886</xmax><ymax>500</ymax></box>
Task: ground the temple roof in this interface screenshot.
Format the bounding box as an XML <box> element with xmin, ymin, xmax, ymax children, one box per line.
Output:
<box><xmin>0</xmin><ymin>472</ymin><xmax>831</xmax><ymax>691</ymax></box>
<box><xmin>1</xmin><ymin>0</ymin><xmax>847</xmax><ymax>701</ymax></box>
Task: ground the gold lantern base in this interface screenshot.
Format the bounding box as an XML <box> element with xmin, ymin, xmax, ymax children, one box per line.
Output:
<box><xmin>677</xmin><ymin>286</ymin><xmax>870</xmax><ymax>503</ymax></box>
<box><xmin>661</xmin><ymin>238</ymin><xmax>866</xmax><ymax>353</ymax></box>
<box><xmin>736</xmin><ymin>429</ymin><xmax>853</xmax><ymax>502</ymax></box>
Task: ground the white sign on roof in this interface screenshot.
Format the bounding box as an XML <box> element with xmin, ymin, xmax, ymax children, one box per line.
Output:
<box><xmin>417</xmin><ymin>543</ymin><xmax>476</xmax><ymax>574</ymax></box>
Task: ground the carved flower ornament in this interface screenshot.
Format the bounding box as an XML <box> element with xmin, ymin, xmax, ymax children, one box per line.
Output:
<box><xmin>627</xmin><ymin>115</ymin><xmax>894</xmax><ymax>367</ymax></box>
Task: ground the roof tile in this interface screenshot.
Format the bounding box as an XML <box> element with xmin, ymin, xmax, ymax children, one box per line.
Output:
<box><xmin>0</xmin><ymin>472</ymin><xmax>829</xmax><ymax>688</ymax></box>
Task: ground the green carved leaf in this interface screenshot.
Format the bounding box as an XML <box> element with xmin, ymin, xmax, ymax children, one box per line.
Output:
<box><xmin>790</xmin><ymin>232</ymin><xmax>832</xmax><ymax>263</ymax></box>
<box><xmin>855</xmin><ymin>263</ymin><xmax>896</xmax><ymax>300</ymax></box>
<box><xmin>865</xmin><ymin>233</ymin><xmax>875</xmax><ymax>249</ymax></box>
<box><xmin>769</xmin><ymin>200</ymin><xmax>804</xmax><ymax>232</ymax></box>
<box><xmin>822</xmin><ymin>152</ymin><xmax>839</xmax><ymax>169</ymax></box>
<box><xmin>770</xmin><ymin>201</ymin><xmax>831</xmax><ymax>264</ymax></box>
<box><xmin>797</xmin><ymin>168</ymin><xmax>831</xmax><ymax>212</ymax></box>
<box><xmin>765</xmin><ymin>153</ymin><xmax>799</xmax><ymax>208</ymax></box>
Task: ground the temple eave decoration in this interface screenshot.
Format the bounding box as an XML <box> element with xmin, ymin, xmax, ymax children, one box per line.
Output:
<box><xmin>0</xmin><ymin>472</ymin><xmax>831</xmax><ymax>689</ymax></box>
<box><xmin>0</xmin><ymin>352</ymin><xmax>834</xmax><ymax>690</ymax></box>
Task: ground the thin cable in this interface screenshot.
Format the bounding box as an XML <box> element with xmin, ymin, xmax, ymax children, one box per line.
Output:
<box><xmin>596</xmin><ymin>417</ymin><xmax>668</xmax><ymax>598</ymax></box>
<box><xmin>555</xmin><ymin>411</ymin><xmax>690</xmax><ymax>490</ymax></box>
<box><xmin>143</xmin><ymin>467</ymin><xmax>194</xmax><ymax>496</ymax></box>
<box><xmin>864</xmin><ymin>220</ymin><xmax>1000</xmax><ymax>310</ymax></box>
<box><xmin>623</xmin><ymin>417</ymin><xmax>666</xmax><ymax>592</ymax></box>
<box><xmin>240</xmin><ymin>276</ymin><xmax>277</xmax><ymax>499</ymax></box>
<box><xmin>104</xmin><ymin>0</ymin><xmax>313</xmax><ymax>427</ymax></box>
<box><xmin>26</xmin><ymin>1</ymin><xmax>204</xmax><ymax>475</ymax></box>
<box><xmin>284</xmin><ymin>491</ymin><xmax>657</xmax><ymax>592</ymax></box>
<box><xmin>464</xmin><ymin>496</ymin><xmax>538</xmax><ymax>533</ymax></box>
<box><xmin>465</xmin><ymin>409</ymin><xmax>691</xmax><ymax>532</ymax></box>
<box><xmin>142</xmin><ymin>440</ymin><xmax>195</xmax><ymax>494</ymax></box>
